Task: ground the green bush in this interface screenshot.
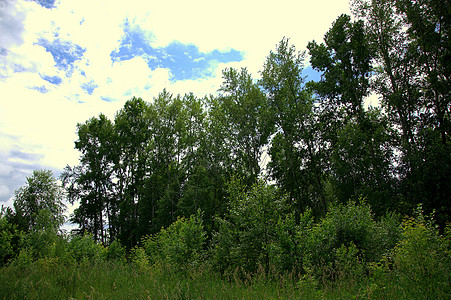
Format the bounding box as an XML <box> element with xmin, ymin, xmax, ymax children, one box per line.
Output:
<box><xmin>142</xmin><ymin>212</ymin><xmax>206</xmax><ymax>268</ymax></box>
<box><xmin>375</xmin><ymin>211</ymin><xmax>402</xmax><ymax>256</ymax></box>
<box><xmin>211</xmin><ymin>179</ymin><xmax>291</xmax><ymax>274</ymax></box>
<box><xmin>302</xmin><ymin>201</ymin><xmax>387</xmax><ymax>280</ymax></box>
<box><xmin>68</xmin><ymin>233</ymin><xmax>106</xmax><ymax>263</ymax></box>
<box><xmin>130</xmin><ymin>246</ymin><xmax>150</xmax><ymax>270</ymax></box>
<box><xmin>268</xmin><ymin>213</ymin><xmax>301</xmax><ymax>273</ymax></box>
<box><xmin>0</xmin><ymin>216</ymin><xmax>23</xmax><ymax>266</ymax></box>
<box><xmin>106</xmin><ymin>239</ymin><xmax>126</xmax><ymax>263</ymax></box>
<box><xmin>10</xmin><ymin>248</ymin><xmax>34</xmax><ymax>268</ymax></box>
<box><xmin>389</xmin><ymin>207</ymin><xmax>451</xmax><ymax>297</ymax></box>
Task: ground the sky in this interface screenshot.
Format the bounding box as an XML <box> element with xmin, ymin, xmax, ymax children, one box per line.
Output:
<box><xmin>0</xmin><ymin>0</ymin><xmax>352</xmax><ymax>214</ymax></box>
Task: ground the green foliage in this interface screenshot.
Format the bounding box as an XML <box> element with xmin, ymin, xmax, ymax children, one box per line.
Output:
<box><xmin>330</xmin><ymin>110</ymin><xmax>396</xmax><ymax>216</ymax></box>
<box><xmin>389</xmin><ymin>207</ymin><xmax>451</xmax><ymax>297</ymax></box>
<box><xmin>67</xmin><ymin>233</ymin><xmax>106</xmax><ymax>263</ymax></box>
<box><xmin>262</xmin><ymin>38</ymin><xmax>327</xmax><ymax>217</ymax></box>
<box><xmin>366</xmin><ymin>206</ymin><xmax>451</xmax><ymax>298</ymax></box>
<box><xmin>130</xmin><ymin>246</ymin><xmax>150</xmax><ymax>271</ymax></box>
<box><xmin>0</xmin><ymin>213</ymin><xmax>23</xmax><ymax>266</ymax></box>
<box><xmin>10</xmin><ymin>248</ymin><xmax>34</xmax><ymax>268</ymax></box>
<box><xmin>106</xmin><ymin>240</ymin><xmax>126</xmax><ymax>263</ymax></box>
<box><xmin>212</xmin><ymin>179</ymin><xmax>294</xmax><ymax>273</ymax></box>
<box><xmin>268</xmin><ymin>213</ymin><xmax>301</xmax><ymax>272</ymax></box>
<box><xmin>12</xmin><ymin>170</ymin><xmax>66</xmax><ymax>233</ymax></box>
<box><xmin>219</xmin><ymin>67</ymin><xmax>274</xmax><ymax>185</ymax></box>
<box><xmin>333</xmin><ymin>242</ymin><xmax>365</xmax><ymax>281</ymax></box>
<box><xmin>142</xmin><ymin>212</ymin><xmax>206</xmax><ymax>268</ymax></box>
<box><xmin>302</xmin><ymin>201</ymin><xmax>394</xmax><ymax>280</ymax></box>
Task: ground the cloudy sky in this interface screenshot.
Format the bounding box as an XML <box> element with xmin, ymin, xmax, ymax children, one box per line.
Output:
<box><xmin>0</xmin><ymin>0</ymin><xmax>351</xmax><ymax>210</ymax></box>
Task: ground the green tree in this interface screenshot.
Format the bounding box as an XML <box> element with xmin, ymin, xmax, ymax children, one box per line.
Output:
<box><xmin>114</xmin><ymin>97</ymin><xmax>152</xmax><ymax>247</ymax></box>
<box><xmin>0</xmin><ymin>208</ymin><xmax>23</xmax><ymax>266</ymax></box>
<box><xmin>145</xmin><ymin>91</ymin><xmax>186</xmax><ymax>233</ymax></box>
<box><xmin>261</xmin><ymin>38</ymin><xmax>326</xmax><ymax>216</ymax></box>
<box><xmin>219</xmin><ymin>67</ymin><xmax>274</xmax><ymax>185</ymax></box>
<box><xmin>308</xmin><ymin>14</ymin><xmax>396</xmax><ymax>215</ymax></box>
<box><xmin>62</xmin><ymin>114</ymin><xmax>115</xmax><ymax>243</ymax></box>
<box><xmin>352</xmin><ymin>0</ymin><xmax>450</xmax><ymax>223</ymax></box>
<box><xmin>177</xmin><ymin>94</ymin><xmax>218</xmax><ymax>233</ymax></box>
<box><xmin>13</xmin><ymin>170</ymin><xmax>65</xmax><ymax>233</ymax></box>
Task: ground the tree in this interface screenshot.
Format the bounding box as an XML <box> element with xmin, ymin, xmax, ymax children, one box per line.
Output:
<box><xmin>308</xmin><ymin>14</ymin><xmax>396</xmax><ymax>215</ymax></box>
<box><xmin>218</xmin><ymin>67</ymin><xmax>274</xmax><ymax>185</ymax></box>
<box><xmin>13</xmin><ymin>170</ymin><xmax>65</xmax><ymax>233</ymax></box>
<box><xmin>114</xmin><ymin>97</ymin><xmax>152</xmax><ymax>247</ymax></box>
<box><xmin>352</xmin><ymin>0</ymin><xmax>450</xmax><ymax>223</ymax></box>
<box><xmin>261</xmin><ymin>38</ymin><xmax>326</xmax><ymax>216</ymax></box>
<box><xmin>62</xmin><ymin>114</ymin><xmax>116</xmax><ymax>243</ymax></box>
<box><xmin>144</xmin><ymin>91</ymin><xmax>186</xmax><ymax>234</ymax></box>
<box><xmin>395</xmin><ymin>0</ymin><xmax>450</xmax><ymax>146</ymax></box>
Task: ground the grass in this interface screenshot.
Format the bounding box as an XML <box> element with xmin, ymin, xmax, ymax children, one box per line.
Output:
<box><xmin>0</xmin><ymin>260</ymin><xmax>304</xmax><ymax>299</ymax></box>
<box><xmin>2</xmin><ymin>258</ymin><xmax>448</xmax><ymax>299</ymax></box>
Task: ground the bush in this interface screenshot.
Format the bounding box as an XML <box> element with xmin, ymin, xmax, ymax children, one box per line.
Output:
<box><xmin>10</xmin><ymin>248</ymin><xmax>34</xmax><ymax>268</ymax></box>
<box><xmin>0</xmin><ymin>216</ymin><xmax>23</xmax><ymax>266</ymax></box>
<box><xmin>130</xmin><ymin>246</ymin><xmax>150</xmax><ymax>270</ymax></box>
<box><xmin>211</xmin><ymin>179</ymin><xmax>291</xmax><ymax>274</ymax></box>
<box><xmin>389</xmin><ymin>206</ymin><xmax>451</xmax><ymax>297</ymax></box>
<box><xmin>68</xmin><ymin>233</ymin><xmax>106</xmax><ymax>263</ymax></box>
<box><xmin>106</xmin><ymin>240</ymin><xmax>126</xmax><ymax>263</ymax></box>
<box><xmin>302</xmin><ymin>201</ymin><xmax>388</xmax><ymax>280</ymax></box>
<box><xmin>268</xmin><ymin>213</ymin><xmax>301</xmax><ymax>273</ymax></box>
<box><xmin>142</xmin><ymin>211</ymin><xmax>206</xmax><ymax>268</ymax></box>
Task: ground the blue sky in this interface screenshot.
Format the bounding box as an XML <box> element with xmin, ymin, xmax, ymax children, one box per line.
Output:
<box><xmin>0</xmin><ymin>0</ymin><xmax>350</xmax><ymax>214</ymax></box>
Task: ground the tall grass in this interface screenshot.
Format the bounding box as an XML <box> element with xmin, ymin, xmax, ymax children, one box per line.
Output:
<box><xmin>0</xmin><ymin>260</ymin><xmax>304</xmax><ymax>299</ymax></box>
<box><xmin>1</xmin><ymin>252</ymin><xmax>450</xmax><ymax>299</ymax></box>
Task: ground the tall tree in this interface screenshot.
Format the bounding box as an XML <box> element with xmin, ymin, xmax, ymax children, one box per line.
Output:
<box><xmin>145</xmin><ymin>91</ymin><xmax>186</xmax><ymax>232</ymax></box>
<box><xmin>114</xmin><ymin>97</ymin><xmax>152</xmax><ymax>247</ymax></box>
<box><xmin>352</xmin><ymin>0</ymin><xmax>450</xmax><ymax>223</ymax></box>
<box><xmin>261</xmin><ymin>38</ymin><xmax>326</xmax><ymax>216</ymax></box>
<box><xmin>219</xmin><ymin>67</ymin><xmax>274</xmax><ymax>185</ymax></box>
<box><xmin>308</xmin><ymin>14</ymin><xmax>395</xmax><ymax>215</ymax></box>
<box><xmin>62</xmin><ymin>114</ymin><xmax>115</xmax><ymax>243</ymax></box>
<box><xmin>396</xmin><ymin>0</ymin><xmax>450</xmax><ymax>145</ymax></box>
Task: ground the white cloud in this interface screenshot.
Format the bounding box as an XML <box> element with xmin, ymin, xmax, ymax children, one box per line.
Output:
<box><xmin>0</xmin><ymin>0</ymin><xmax>352</xmax><ymax>206</ymax></box>
<box><xmin>0</xmin><ymin>0</ymin><xmax>28</xmax><ymax>49</ymax></box>
<box><xmin>128</xmin><ymin>0</ymin><xmax>350</xmax><ymax>73</ymax></box>
<box><xmin>0</xmin><ymin>184</ymin><xmax>9</xmax><ymax>198</ymax></box>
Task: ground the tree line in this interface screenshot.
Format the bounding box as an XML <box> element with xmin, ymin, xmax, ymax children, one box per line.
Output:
<box><xmin>54</xmin><ymin>0</ymin><xmax>450</xmax><ymax>249</ymax></box>
<box><xmin>0</xmin><ymin>2</ymin><xmax>449</xmax><ymax>296</ymax></box>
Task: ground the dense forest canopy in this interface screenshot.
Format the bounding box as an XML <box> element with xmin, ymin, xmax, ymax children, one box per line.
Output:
<box><xmin>51</xmin><ymin>0</ymin><xmax>449</xmax><ymax>249</ymax></box>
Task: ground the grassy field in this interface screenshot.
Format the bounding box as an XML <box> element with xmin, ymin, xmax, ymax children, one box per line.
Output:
<box><xmin>1</xmin><ymin>258</ymin><xmax>446</xmax><ymax>299</ymax></box>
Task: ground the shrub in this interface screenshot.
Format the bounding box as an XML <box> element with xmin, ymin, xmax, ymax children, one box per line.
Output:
<box><xmin>389</xmin><ymin>206</ymin><xmax>451</xmax><ymax>297</ymax></box>
<box><xmin>302</xmin><ymin>201</ymin><xmax>382</xmax><ymax>280</ymax></box>
<box><xmin>130</xmin><ymin>246</ymin><xmax>150</xmax><ymax>270</ymax></box>
<box><xmin>68</xmin><ymin>233</ymin><xmax>106</xmax><ymax>263</ymax></box>
<box><xmin>0</xmin><ymin>216</ymin><xmax>23</xmax><ymax>266</ymax></box>
<box><xmin>375</xmin><ymin>211</ymin><xmax>402</xmax><ymax>256</ymax></box>
<box><xmin>106</xmin><ymin>239</ymin><xmax>126</xmax><ymax>263</ymax></box>
<box><xmin>268</xmin><ymin>213</ymin><xmax>301</xmax><ymax>273</ymax></box>
<box><xmin>10</xmin><ymin>248</ymin><xmax>34</xmax><ymax>268</ymax></box>
<box><xmin>211</xmin><ymin>179</ymin><xmax>291</xmax><ymax>274</ymax></box>
<box><xmin>142</xmin><ymin>211</ymin><xmax>206</xmax><ymax>268</ymax></box>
